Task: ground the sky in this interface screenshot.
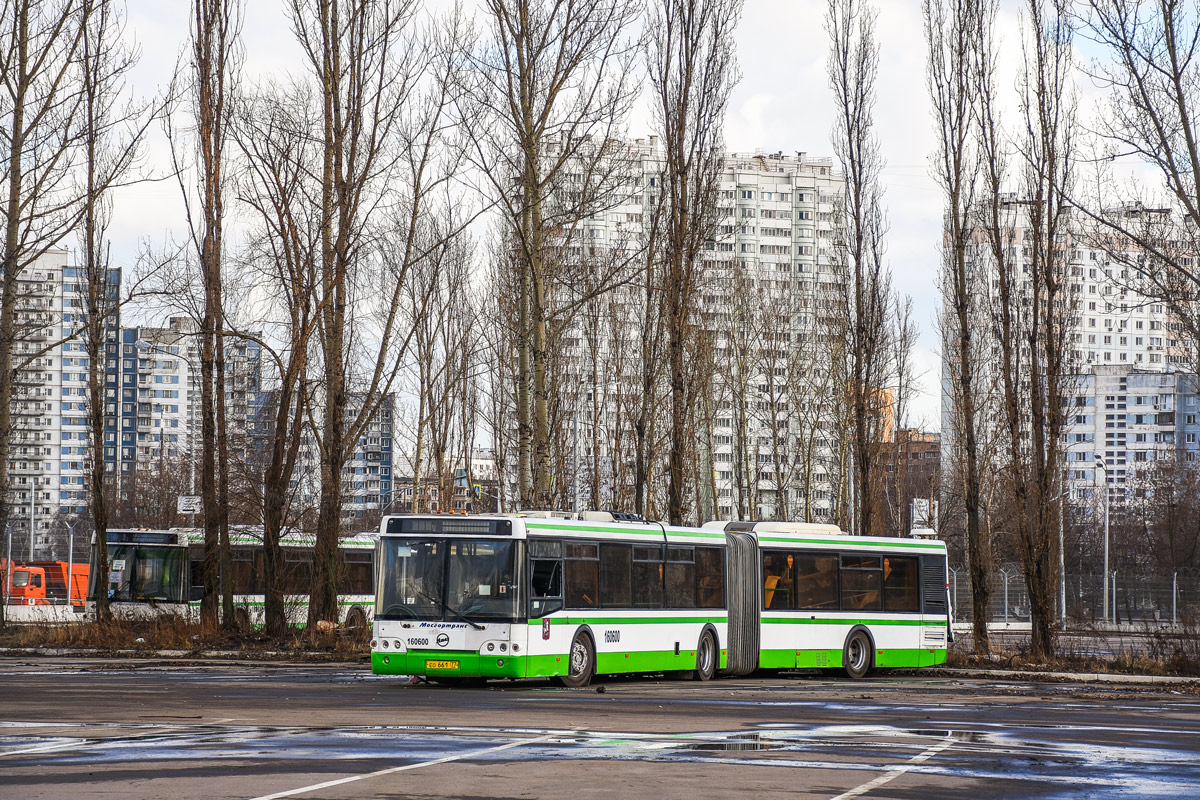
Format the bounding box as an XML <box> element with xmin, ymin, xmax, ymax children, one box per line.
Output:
<box><xmin>108</xmin><ymin>0</ymin><xmax>1048</xmax><ymax>432</ymax></box>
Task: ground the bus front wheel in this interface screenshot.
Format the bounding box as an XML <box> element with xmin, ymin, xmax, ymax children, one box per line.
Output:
<box><xmin>557</xmin><ymin>631</ymin><xmax>594</xmax><ymax>688</ymax></box>
<box><xmin>693</xmin><ymin>630</ymin><xmax>717</xmax><ymax>681</ymax></box>
<box><xmin>843</xmin><ymin>629</ymin><xmax>873</xmax><ymax>680</ymax></box>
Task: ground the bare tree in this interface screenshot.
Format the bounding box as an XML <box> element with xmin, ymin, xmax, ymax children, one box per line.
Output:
<box><xmin>465</xmin><ymin>0</ymin><xmax>641</xmax><ymax>510</ymax></box>
<box><xmin>76</xmin><ymin>0</ymin><xmax>158</xmax><ymax>624</ymax></box>
<box><xmin>286</xmin><ymin>0</ymin><xmax>474</xmax><ymax>625</ymax></box>
<box><xmin>0</xmin><ymin>0</ymin><xmax>91</xmax><ymax>626</ymax></box>
<box><xmin>647</xmin><ymin>0</ymin><xmax>742</xmax><ymax>525</ymax></box>
<box><xmin>826</xmin><ymin>0</ymin><xmax>892</xmax><ymax>537</ymax></box>
<box><xmin>1074</xmin><ymin>2</ymin><xmax>1200</xmax><ymax>372</ymax></box>
<box><xmin>163</xmin><ymin>0</ymin><xmax>243</xmax><ymax>631</ymax></box>
<box><xmin>925</xmin><ymin>0</ymin><xmax>993</xmax><ymax>650</ymax></box>
<box><xmin>408</xmin><ymin>234</ymin><xmax>475</xmax><ymax>512</ymax></box>
<box><xmin>976</xmin><ymin>0</ymin><xmax>1077</xmax><ymax>659</ymax></box>
<box><xmin>231</xmin><ymin>78</ymin><xmax>321</xmax><ymax>637</ymax></box>
<box><xmin>632</xmin><ymin>170</ymin><xmax>668</xmax><ymax>519</ymax></box>
<box><xmin>881</xmin><ymin>295</ymin><xmax>919</xmax><ymax>536</ymax></box>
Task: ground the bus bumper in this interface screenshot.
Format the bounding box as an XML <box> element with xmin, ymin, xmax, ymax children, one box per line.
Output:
<box><xmin>372</xmin><ymin>650</ymin><xmax>527</xmax><ymax>679</ymax></box>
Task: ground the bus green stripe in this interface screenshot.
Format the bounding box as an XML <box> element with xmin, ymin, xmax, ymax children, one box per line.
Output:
<box><xmin>664</xmin><ymin>530</ymin><xmax>726</xmax><ymax>540</ymax></box>
<box><xmin>761</xmin><ymin>616</ymin><xmax>937</xmax><ymax>626</ymax></box>
<box><xmin>532</xmin><ymin>615</ymin><xmax>727</xmax><ymax>626</ymax></box>
<box><xmin>757</xmin><ymin>536</ymin><xmax>944</xmax><ymax>550</ymax></box>
<box><xmin>524</xmin><ymin>522</ymin><xmax>663</xmax><ymax>537</ymax></box>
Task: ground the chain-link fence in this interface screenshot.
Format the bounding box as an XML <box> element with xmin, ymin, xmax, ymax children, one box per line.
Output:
<box><xmin>3</xmin><ymin>526</ymin><xmax>92</xmax><ymax>608</ymax></box>
<box><xmin>950</xmin><ymin>566</ymin><xmax>1200</xmax><ymax>627</ymax></box>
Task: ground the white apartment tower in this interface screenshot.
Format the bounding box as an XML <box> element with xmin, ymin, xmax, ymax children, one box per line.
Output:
<box><xmin>942</xmin><ymin>197</ymin><xmax>1189</xmax><ymax>507</ymax></box>
<box><xmin>5</xmin><ymin>249</ymin><xmax>111</xmax><ymax>557</ymax></box>
<box><xmin>559</xmin><ymin>140</ymin><xmax>847</xmax><ymax>521</ymax></box>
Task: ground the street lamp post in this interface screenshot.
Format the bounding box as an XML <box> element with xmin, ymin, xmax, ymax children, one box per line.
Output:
<box><xmin>64</xmin><ymin>520</ymin><xmax>76</xmax><ymax>607</ymax></box>
<box><xmin>4</xmin><ymin>522</ymin><xmax>12</xmax><ymax>605</ymax></box>
<box><xmin>1095</xmin><ymin>457</ymin><xmax>1109</xmax><ymax>624</ymax></box>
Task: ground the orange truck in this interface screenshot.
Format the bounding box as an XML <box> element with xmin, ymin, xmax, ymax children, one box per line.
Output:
<box><xmin>1</xmin><ymin>560</ymin><xmax>89</xmax><ymax>607</ymax></box>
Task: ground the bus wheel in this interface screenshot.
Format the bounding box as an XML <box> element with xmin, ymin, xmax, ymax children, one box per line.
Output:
<box><xmin>843</xmin><ymin>629</ymin><xmax>872</xmax><ymax>680</ymax></box>
<box><xmin>693</xmin><ymin>630</ymin><xmax>717</xmax><ymax>681</ymax></box>
<box><xmin>344</xmin><ymin>607</ymin><xmax>369</xmax><ymax>643</ymax></box>
<box><xmin>558</xmin><ymin>631</ymin><xmax>594</xmax><ymax>688</ymax></box>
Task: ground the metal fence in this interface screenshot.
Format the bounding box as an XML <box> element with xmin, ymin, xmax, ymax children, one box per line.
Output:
<box><xmin>950</xmin><ymin>566</ymin><xmax>1200</xmax><ymax>627</ymax></box>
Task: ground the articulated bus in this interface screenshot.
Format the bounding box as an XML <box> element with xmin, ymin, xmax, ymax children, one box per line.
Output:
<box><xmin>370</xmin><ymin>513</ymin><xmax>951</xmax><ymax>684</ymax></box>
<box><xmin>89</xmin><ymin>527</ymin><xmax>376</xmax><ymax>630</ymax></box>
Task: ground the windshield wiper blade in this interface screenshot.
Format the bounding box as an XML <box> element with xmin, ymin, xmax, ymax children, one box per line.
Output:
<box><xmin>415</xmin><ymin>588</ymin><xmax>485</xmax><ymax>630</ymax></box>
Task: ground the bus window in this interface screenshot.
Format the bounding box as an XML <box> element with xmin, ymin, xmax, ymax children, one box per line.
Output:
<box><xmin>762</xmin><ymin>552</ymin><xmax>795</xmax><ymax>609</ymax></box>
<box><xmin>695</xmin><ymin>547</ymin><xmax>725</xmax><ymax>609</ymax></box>
<box><xmin>841</xmin><ymin>554</ymin><xmax>882</xmax><ymax>610</ymax></box>
<box><xmin>631</xmin><ymin>546</ymin><xmax>663</xmax><ymax>608</ymax></box>
<box><xmin>883</xmin><ymin>556</ymin><xmax>919</xmax><ymax>612</ymax></box>
<box><xmin>231</xmin><ymin>548</ymin><xmax>260</xmax><ymax>594</ymax></box>
<box><xmin>796</xmin><ymin>554</ymin><xmax>839</xmax><ymax>609</ymax></box>
<box><xmin>599</xmin><ymin>544</ymin><xmax>632</xmax><ymax>608</ymax></box>
<box><xmin>665</xmin><ymin>547</ymin><xmax>695</xmax><ymax>608</ymax></box>
<box><xmin>530</xmin><ymin>558</ymin><xmax>562</xmax><ymax>617</ymax></box>
<box><xmin>565</xmin><ymin>542</ymin><xmax>598</xmax><ymax>608</ymax></box>
<box><xmin>446</xmin><ymin>539</ymin><xmax>520</xmax><ymax>621</ymax></box>
<box><xmin>378</xmin><ymin>539</ymin><xmax>444</xmax><ymax>619</ymax></box>
<box><xmin>342</xmin><ymin>551</ymin><xmax>373</xmax><ymax>595</ymax></box>
<box><xmin>530</xmin><ymin>537</ymin><xmax>563</xmax><ymax>617</ymax></box>
<box><xmin>282</xmin><ymin>549</ymin><xmax>313</xmax><ymax>594</ymax></box>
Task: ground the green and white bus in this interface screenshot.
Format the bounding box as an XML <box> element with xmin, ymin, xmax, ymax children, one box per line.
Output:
<box><xmin>370</xmin><ymin>513</ymin><xmax>951</xmax><ymax>684</ymax></box>
<box><xmin>89</xmin><ymin>527</ymin><xmax>376</xmax><ymax>630</ymax></box>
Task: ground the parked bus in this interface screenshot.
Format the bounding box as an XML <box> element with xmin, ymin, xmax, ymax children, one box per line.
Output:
<box><xmin>89</xmin><ymin>527</ymin><xmax>375</xmax><ymax>630</ymax></box>
<box><xmin>370</xmin><ymin>513</ymin><xmax>950</xmax><ymax>684</ymax></box>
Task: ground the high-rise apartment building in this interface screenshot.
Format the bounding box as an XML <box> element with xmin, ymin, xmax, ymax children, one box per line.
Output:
<box><xmin>5</xmin><ymin>249</ymin><xmax>121</xmax><ymax>556</ymax></box>
<box><xmin>941</xmin><ymin>198</ymin><xmax>1195</xmax><ymax>511</ymax></box>
<box><xmin>288</xmin><ymin>393</ymin><xmax>395</xmax><ymax>522</ymax></box>
<box><xmin>558</xmin><ymin>140</ymin><xmax>847</xmax><ymax>521</ymax></box>
<box><xmin>1064</xmin><ymin>365</ymin><xmax>1200</xmax><ymax>499</ymax></box>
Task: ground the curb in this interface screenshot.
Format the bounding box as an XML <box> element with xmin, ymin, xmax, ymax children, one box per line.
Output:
<box><xmin>930</xmin><ymin>667</ymin><xmax>1200</xmax><ymax>685</ymax></box>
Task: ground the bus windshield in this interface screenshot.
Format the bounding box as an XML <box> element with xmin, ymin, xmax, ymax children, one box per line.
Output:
<box><xmin>377</xmin><ymin>538</ymin><xmax>521</xmax><ymax>623</ymax></box>
<box><xmin>103</xmin><ymin>545</ymin><xmax>188</xmax><ymax>603</ymax></box>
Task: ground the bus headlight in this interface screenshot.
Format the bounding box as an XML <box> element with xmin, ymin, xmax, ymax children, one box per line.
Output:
<box><xmin>499</xmin><ymin>643</ymin><xmax>507</xmax><ymax>652</ymax></box>
<box><xmin>380</xmin><ymin>640</ymin><xmax>389</xmax><ymax>650</ymax></box>
<box><xmin>487</xmin><ymin>643</ymin><xmax>494</xmax><ymax>651</ymax></box>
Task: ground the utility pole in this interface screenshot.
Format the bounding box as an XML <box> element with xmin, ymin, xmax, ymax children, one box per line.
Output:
<box><xmin>1095</xmin><ymin>457</ymin><xmax>1109</xmax><ymax>623</ymax></box>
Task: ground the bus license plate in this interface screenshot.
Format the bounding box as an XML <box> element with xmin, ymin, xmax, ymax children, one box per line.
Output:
<box><xmin>425</xmin><ymin>660</ymin><xmax>459</xmax><ymax>670</ymax></box>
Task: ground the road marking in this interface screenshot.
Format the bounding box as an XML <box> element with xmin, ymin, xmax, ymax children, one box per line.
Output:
<box><xmin>246</xmin><ymin>732</ymin><xmax>557</xmax><ymax>800</ymax></box>
<box><xmin>0</xmin><ymin>740</ymin><xmax>90</xmax><ymax>757</ymax></box>
<box><xmin>828</xmin><ymin>735</ymin><xmax>955</xmax><ymax>800</ymax></box>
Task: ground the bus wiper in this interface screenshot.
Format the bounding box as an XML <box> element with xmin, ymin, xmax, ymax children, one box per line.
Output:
<box><xmin>414</xmin><ymin>588</ymin><xmax>485</xmax><ymax>630</ymax></box>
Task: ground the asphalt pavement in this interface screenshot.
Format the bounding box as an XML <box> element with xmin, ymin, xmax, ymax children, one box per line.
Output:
<box><xmin>1</xmin><ymin>657</ymin><xmax>1198</xmax><ymax>799</ymax></box>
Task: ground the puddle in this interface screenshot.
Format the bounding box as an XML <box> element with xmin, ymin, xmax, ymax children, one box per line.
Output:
<box><xmin>687</xmin><ymin>733</ymin><xmax>775</xmax><ymax>752</ymax></box>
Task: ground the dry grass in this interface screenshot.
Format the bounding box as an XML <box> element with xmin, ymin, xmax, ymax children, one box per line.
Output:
<box><xmin>947</xmin><ymin>623</ymin><xmax>1200</xmax><ymax>678</ymax></box>
<box><xmin>0</xmin><ymin>616</ymin><xmax>370</xmax><ymax>659</ymax></box>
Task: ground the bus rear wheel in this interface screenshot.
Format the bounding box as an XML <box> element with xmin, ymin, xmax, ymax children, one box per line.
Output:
<box><xmin>344</xmin><ymin>607</ymin><xmax>369</xmax><ymax>643</ymax></box>
<box><xmin>556</xmin><ymin>631</ymin><xmax>594</xmax><ymax>688</ymax></box>
<box><xmin>693</xmin><ymin>631</ymin><xmax>717</xmax><ymax>681</ymax></box>
<box><xmin>843</xmin><ymin>630</ymin><xmax>872</xmax><ymax>680</ymax></box>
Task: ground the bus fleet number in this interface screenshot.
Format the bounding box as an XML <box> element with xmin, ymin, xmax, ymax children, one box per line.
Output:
<box><xmin>604</xmin><ymin>630</ymin><xmax>620</xmax><ymax>643</ymax></box>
